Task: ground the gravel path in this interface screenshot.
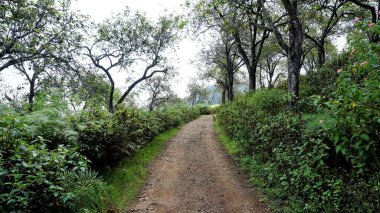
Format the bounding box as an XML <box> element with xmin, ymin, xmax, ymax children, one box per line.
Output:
<box><xmin>127</xmin><ymin>115</ymin><xmax>268</xmax><ymax>213</ymax></box>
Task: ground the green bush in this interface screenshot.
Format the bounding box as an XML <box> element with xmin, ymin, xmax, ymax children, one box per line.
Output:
<box><xmin>78</xmin><ymin>105</ymin><xmax>200</xmax><ymax>167</ymax></box>
<box><xmin>217</xmin><ymin>89</ymin><xmax>289</xmax><ymax>148</ymax></box>
<box><xmin>0</xmin><ymin>101</ymin><xmax>200</xmax><ymax>212</ymax></box>
<box><xmin>217</xmin><ymin>85</ymin><xmax>380</xmax><ymax>211</ymax></box>
<box><xmin>0</xmin><ymin>135</ymin><xmax>89</xmax><ymax>212</ymax></box>
<box><xmin>21</xmin><ymin>109</ymin><xmax>78</xmax><ymax>149</ymax></box>
<box><xmin>152</xmin><ymin>107</ymin><xmax>182</xmax><ymax>130</ymax></box>
<box><xmin>178</xmin><ymin>105</ymin><xmax>201</xmax><ymax>122</ymax></box>
<box><xmin>0</xmin><ymin>104</ymin><xmax>109</xmax><ymax>212</ymax></box>
<box><xmin>301</xmin><ymin>52</ymin><xmax>349</xmax><ymax>99</ymax></box>
<box><xmin>60</xmin><ymin>170</ymin><xmax>111</xmax><ymax>212</ymax></box>
<box><xmin>196</xmin><ymin>105</ymin><xmax>214</xmax><ymax>115</ymax></box>
<box><xmin>324</xmin><ymin>20</ymin><xmax>380</xmax><ymax>174</ymax></box>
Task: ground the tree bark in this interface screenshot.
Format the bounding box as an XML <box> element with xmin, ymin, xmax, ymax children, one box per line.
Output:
<box><xmin>105</xmin><ymin>71</ymin><xmax>115</xmax><ymax>113</ymax></box>
<box><xmin>317</xmin><ymin>42</ymin><xmax>326</xmax><ymax>67</ymax></box>
<box><xmin>248</xmin><ymin>68</ymin><xmax>256</xmax><ymax>91</ymax></box>
<box><xmin>28</xmin><ymin>78</ymin><xmax>36</xmax><ymax>112</ymax></box>
<box><xmin>225</xmin><ymin>43</ymin><xmax>235</xmax><ymax>102</ymax></box>
<box><xmin>226</xmin><ymin>69</ymin><xmax>234</xmax><ymax>102</ymax></box>
<box><xmin>221</xmin><ymin>88</ymin><xmax>226</xmax><ymax>104</ymax></box>
<box><xmin>283</xmin><ymin>0</ymin><xmax>303</xmax><ymax>101</ymax></box>
<box><xmin>148</xmin><ymin>93</ymin><xmax>156</xmax><ymax>112</ymax></box>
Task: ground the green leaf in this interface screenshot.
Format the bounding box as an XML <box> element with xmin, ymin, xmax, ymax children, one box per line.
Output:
<box><xmin>359</xmin><ymin>134</ymin><xmax>369</xmax><ymax>141</ymax></box>
<box><xmin>335</xmin><ymin>145</ymin><xmax>341</xmax><ymax>153</ymax></box>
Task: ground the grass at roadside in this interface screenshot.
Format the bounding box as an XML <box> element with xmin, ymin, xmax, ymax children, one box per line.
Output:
<box><xmin>214</xmin><ymin>122</ymin><xmax>240</xmax><ymax>156</ymax></box>
<box><xmin>214</xmin><ymin>121</ymin><xmax>295</xmax><ymax>212</ymax></box>
<box><xmin>100</xmin><ymin>128</ymin><xmax>180</xmax><ymax>211</ymax></box>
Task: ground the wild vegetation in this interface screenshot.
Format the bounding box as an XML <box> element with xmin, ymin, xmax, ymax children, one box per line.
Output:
<box><xmin>0</xmin><ymin>100</ymin><xmax>200</xmax><ymax>211</ymax></box>
<box><xmin>0</xmin><ymin>1</ymin><xmax>201</xmax><ymax>212</ymax></box>
<box><xmin>207</xmin><ymin>1</ymin><xmax>380</xmax><ymax>211</ymax></box>
<box><xmin>1</xmin><ymin>0</ymin><xmax>379</xmax><ymax>212</ymax></box>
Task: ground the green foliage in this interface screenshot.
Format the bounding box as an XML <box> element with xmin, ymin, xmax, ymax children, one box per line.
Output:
<box><xmin>279</xmin><ymin>51</ymin><xmax>349</xmax><ymax>113</ymax></box>
<box><xmin>301</xmin><ymin>53</ymin><xmax>349</xmax><ymax>99</ymax></box>
<box><xmin>152</xmin><ymin>107</ymin><xmax>182</xmax><ymax>130</ymax></box>
<box><xmin>197</xmin><ymin>105</ymin><xmax>212</xmax><ymax>115</ymax></box>
<box><xmin>21</xmin><ymin>109</ymin><xmax>77</xmax><ymax>149</ymax></box>
<box><xmin>216</xmin><ymin>87</ymin><xmax>380</xmax><ymax>212</ymax></box>
<box><xmin>217</xmin><ymin>89</ymin><xmax>289</xmax><ymax>150</ymax></box>
<box><xmin>0</xmin><ymin>129</ymin><xmax>89</xmax><ymax>212</ymax></box>
<box><xmin>1</xmin><ymin>97</ymin><xmax>199</xmax><ymax>212</ymax></box>
<box><xmin>324</xmin><ymin>20</ymin><xmax>380</xmax><ymax>175</ymax></box>
<box><xmin>0</xmin><ymin>0</ymin><xmax>82</xmax><ymax>72</ymax></box>
<box><xmin>60</xmin><ymin>170</ymin><xmax>111</xmax><ymax>213</ymax></box>
<box><xmin>78</xmin><ymin>105</ymin><xmax>200</xmax><ymax>167</ymax></box>
<box><xmin>178</xmin><ymin>105</ymin><xmax>201</xmax><ymax>122</ymax></box>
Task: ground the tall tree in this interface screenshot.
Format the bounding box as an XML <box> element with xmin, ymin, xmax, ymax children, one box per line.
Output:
<box><xmin>230</xmin><ymin>0</ymin><xmax>270</xmax><ymax>91</ymax></box>
<box><xmin>13</xmin><ymin>59</ymin><xmax>51</xmax><ymax>111</ymax></box>
<box><xmin>199</xmin><ymin>32</ymin><xmax>242</xmax><ymax>102</ymax></box>
<box><xmin>256</xmin><ymin>0</ymin><xmax>304</xmax><ymax>103</ymax></box>
<box><xmin>192</xmin><ymin>0</ymin><xmax>269</xmax><ymax>91</ymax></box>
<box><xmin>304</xmin><ymin>0</ymin><xmax>349</xmax><ymax>67</ymax></box>
<box><xmin>0</xmin><ymin>0</ymin><xmax>79</xmax><ymax>72</ymax></box>
<box><xmin>83</xmin><ymin>9</ymin><xmax>179</xmax><ymax>112</ymax></box>
<box><xmin>144</xmin><ymin>72</ymin><xmax>177</xmax><ymax>111</ymax></box>
<box><xmin>186</xmin><ymin>78</ymin><xmax>210</xmax><ymax>105</ymax></box>
<box><xmin>200</xmin><ymin>67</ymin><xmax>228</xmax><ymax>104</ymax></box>
<box><xmin>259</xmin><ymin>52</ymin><xmax>285</xmax><ymax>89</ymax></box>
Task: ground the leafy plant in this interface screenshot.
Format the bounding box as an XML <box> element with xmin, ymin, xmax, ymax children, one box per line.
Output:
<box><xmin>60</xmin><ymin>170</ymin><xmax>111</xmax><ymax>212</ymax></box>
<box><xmin>216</xmin><ymin>85</ymin><xmax>380</xmax><ymax>211</ymax></box>
<box><xmin>0</xmin><ymin>135</ymin><xmax>89</xmax><ymax>212</ymax></box>
<box><xmin>325</xmin><ymin>20</ymin><xmax>380</xmax><ymax>174</ymax></box>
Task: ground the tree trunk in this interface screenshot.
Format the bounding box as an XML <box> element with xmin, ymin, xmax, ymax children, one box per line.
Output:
<box><xmin>287</xmin><ymin>41</ymin><xmax>303</xmax><ymax>101</ymax></box>
<box><xmin>227</xmin><ymin>70</ymin><xmax>234</xmax><ymax>102</ymax></box>
<box><xmin>283</xmin><ymin>0</ymin><xmax>303</xmax><ymax>103</ymax></box>
<box><xmin>317</xmin><ymin>41</ymin><xmax>326</xmax><ymax>67</ymax></box>
<box><xmin>103</xmin><ymin>70</ymin><xmax>115</xmax><ymax>113</ymax></box>
<box><xmin>108</xmin><ymin>83</ymin><xmax>115</xmax><ymax>113</ymax></box>
<box><xmin>287</xmin><ymin>57</ymin><xmax>301</xmax><ymax>98</ymax></box>
<box><xmin>259</xmin><ymin>68</ymin><xmax>262</xmax><ymax>88</ymax></box>
<box><xmin>148</xmin><ymin>100</ymin><xmax>154</xmax><ymax>112</ymax></box>
<box><xmin>233</xmin><ymin>33</ymin><xmax>256</xmax><ymax>91</ymax></box>
<box><xmin>28</xmin><ymin>78</ymin><xmax>36</xmax><ymax>112</ymax></box>
<box><xmin>221</xmin><ymin>88</ymin><xmax>226</xmax><ymax>104</ymax></box>
<box><xmin>268</xmin><ymin>70</ymin><xmax>274</xmax><ymax>89</ymax></box>
<box><xmin>226</xmin><ymin>47</ymin><xmax>235</xmax><ymax>102</ymax></box>
<box><xmin>248</xmin><ymin>68</ymin><xmax>256</xmax><ymax>91</ymax></box>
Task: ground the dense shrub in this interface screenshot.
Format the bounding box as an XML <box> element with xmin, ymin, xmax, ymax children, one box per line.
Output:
<box><xmin>21</xmin><ymin>109</ymin><xmax>78</xmax><ymax>149</ymax></box>
<box><xmin>179</xmin><ymin>105</ymin><xmax>201</xmax><ymax>122</ymax></box>
<box><xmin>324</xmin><ymin>20</ymin><xmax>380</xmax><ymax>174</ymax></box>
<box><xmin>1</xmin><ymin>102</ymin><xmax>200</xmax><ymax>212</ymax></box>
<box><xmin>0</xmin><ymin>123</ymin><xmax>89</xmax><ymax>211</ymax></box>
<box><xmin>277</xmin><ymin>47</ymin><xmax>349</xmax><ymax>114</ymax></box>
<box><xmin>60</xmin><ymin>170</ymin><xmax>111</xmax><ymax>212</ymax></box>
<box><xmin>217</xmin><ymin>21</ymin><xmax>380</xmax><ymax>211</ymax></box>
<box><xmin>217</xmin><ymin>86</ymin><xmax>380</xmax><ymax>211</ymax></box>
<box><xmin>77</xmin><ymin>105</ymin><xmax>200</xmax><ymax>167</ymax></box>
<box><xmin>152</xmin><ymin>107</ymin><xmax>182</xmax><ymax>131</ymax></box>
<box><xmin>0</xmin><ymin>104</ymin><xmax>109</xmax><ymax>212</ymax></box>
<box><xmin>196</xmin><ymin>105</ymin><xmax>218</xmax><ymax>115</ymax></box>
<box><xmin>218</xmin><ymin>89</ymin><xmax>289</xmax><ymax>145</ymax></box>
<box><xmin>301</xmin><ymin>52</ymin><xmax>349</xmax><ymax>99</ymax></box>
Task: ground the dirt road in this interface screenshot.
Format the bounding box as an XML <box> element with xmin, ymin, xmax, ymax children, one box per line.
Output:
<box><xmin>127</xmin><ymin>115</ymin><xmax>268</xmax><ymax>213</ymax></box>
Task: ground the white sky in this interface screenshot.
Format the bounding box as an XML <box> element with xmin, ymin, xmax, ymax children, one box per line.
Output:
<box><xmin>71</xmin><ymin>0</ymin><xmax>201</xmax><ymax>98</ymax></box>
